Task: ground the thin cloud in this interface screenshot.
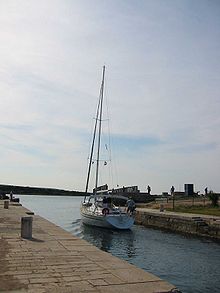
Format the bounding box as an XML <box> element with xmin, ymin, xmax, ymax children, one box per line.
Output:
<box><xmin>0</xmin><ymin>0</ymin><xmax>219</xmax><ymax>193</ymax></box>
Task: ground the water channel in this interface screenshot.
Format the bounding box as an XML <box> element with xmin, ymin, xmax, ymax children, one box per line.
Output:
<box><xmin>18</xmin><ymin>195</ymin><xmax>220</xmax><ymax>293</ymax></box>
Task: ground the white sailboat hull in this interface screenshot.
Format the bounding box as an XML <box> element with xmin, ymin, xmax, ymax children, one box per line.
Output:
<box><xmin>80</xmin><ymin>206</ymin><xmax>134</xmax><ymax>230</ymax></box>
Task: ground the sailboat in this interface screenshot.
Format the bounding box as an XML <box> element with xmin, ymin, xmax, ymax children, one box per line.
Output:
<box><xmin>80</xmin><ymin>66</ymin><xmax>135</xmax><ymax>229</ymax></box>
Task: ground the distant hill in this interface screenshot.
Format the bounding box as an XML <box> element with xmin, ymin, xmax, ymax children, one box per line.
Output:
<box><xmin>0</xmin><ymin>184</ymin><xmax>86</xmax><ymax>196</ymax></box>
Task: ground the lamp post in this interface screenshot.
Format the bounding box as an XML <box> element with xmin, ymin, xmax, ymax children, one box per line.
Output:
<box><xmin>172</xmin><ymin>193</ymin><xmax>175</xmax><ymax>210</ymax></box>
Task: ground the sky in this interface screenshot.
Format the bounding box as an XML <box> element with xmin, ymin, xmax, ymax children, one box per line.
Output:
<box><xmin>0</xmin><ymin>0</ymin><xmax>220</xmax><ymax>194</ymax></box>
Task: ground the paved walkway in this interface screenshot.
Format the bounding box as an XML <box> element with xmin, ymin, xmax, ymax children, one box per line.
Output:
<box><xmin>0</xmin><ymin>201</ymin><xmax>178</xmax><ymax>293</ymax></box>
<box><xmin>136</xmin><ymin>207</ymin><xmax>220</xmax><ymax>222</ymax></box>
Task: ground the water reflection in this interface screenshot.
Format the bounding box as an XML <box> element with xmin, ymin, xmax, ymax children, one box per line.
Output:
<box><xmin>81</xmin><ymin>223</ymin><xmax>136</xmax><ymax>258</ymax></box>
<box><xmin>82</xmin><ymin>225</ymin><xmax>113</xmax><ymax>251</ymax></box>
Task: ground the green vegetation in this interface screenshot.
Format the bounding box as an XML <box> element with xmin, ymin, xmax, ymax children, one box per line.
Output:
<box><xmin>167</xmin><ymin>205</ymin><xmax>220</xmax><ymax>217</ymax></box>
<box><xmin>208</xmin><ymin>192</ymin><xmax>219</xmax><ymax>207</ymax></box>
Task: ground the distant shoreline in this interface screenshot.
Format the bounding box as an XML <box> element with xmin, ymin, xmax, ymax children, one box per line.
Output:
<box><xmin>0</xmin><ymin>184</ymin><xmax>86</xmax><ymax>197</ymax></box>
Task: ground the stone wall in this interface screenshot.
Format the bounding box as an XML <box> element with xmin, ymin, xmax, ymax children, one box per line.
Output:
<box><xmin>135</xmin><ymin>210</ymin><xmax>220</xmax><ymax>240</ymax></box>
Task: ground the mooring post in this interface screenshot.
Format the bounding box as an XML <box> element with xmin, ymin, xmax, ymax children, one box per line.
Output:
<box><xmin>21</xmin><ymin>217</ymin><xmax>33</xmax><ymax>239</ymax></box>
<box><xmin>4</xmin><ymin>200</ymin><xmax>9</xmax><ymax>209</ymax></box>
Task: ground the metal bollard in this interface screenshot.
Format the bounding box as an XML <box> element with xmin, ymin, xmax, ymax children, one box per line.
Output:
<box><xmin>21</xmin><ymin>217</ymin><xmax>33</xmax><ymax>239</ymax></box>
<box><xmin>4</xmin><ymin>200</ymin><xmax>9</xmax><ymax>209</ymax></box>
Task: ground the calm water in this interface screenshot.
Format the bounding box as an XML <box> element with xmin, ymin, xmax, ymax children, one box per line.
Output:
<box><xmin>19</xmin><ymin>195</ymin><xmax>220</xmax><ymax>293</ymax></box>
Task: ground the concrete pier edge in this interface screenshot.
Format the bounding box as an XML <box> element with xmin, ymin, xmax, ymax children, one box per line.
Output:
<box><xmin>135</xmin><ymin>208</ymin><xmax>220</xmax><ymax>240</ymax></box>
<box><xmin>0</xmin><ymin>201</ymin><xmax>180</xmax><ymax>293</ymax></box>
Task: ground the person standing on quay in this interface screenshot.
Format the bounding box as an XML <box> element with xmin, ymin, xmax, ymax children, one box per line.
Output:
<box><xmin>10</xmin><ymin>191</ymin><xmax>13</xmax><ymax>201</ymax></box>
<box><xmin>170</xmin><ymin>185</ymin><xmax>175</xmax><ymax>196</ymax></box>
<box><xmin>147</xmin><ymin>185</ymin><xmax>151</xmax><ymax>195</ymax></box>
<box><xmin>170</xmin><ymin>186</ymin><xmax>175</xmax><ymax>210</ymax></box>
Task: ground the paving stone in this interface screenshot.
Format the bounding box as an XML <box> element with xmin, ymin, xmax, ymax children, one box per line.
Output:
<box><xmin>109</xmin><ymin>267</ymin><xmax>161</xmax><ymax>282</ymax></box>
<box><xmin>97</xmin><ymin>280</ymin><xmax>175</xmax><ymax>293</ymax></box>
<box><xmin>88</xmin><ymin>278</ymin><xmax>109</xmax><ymax>286</ymax></box>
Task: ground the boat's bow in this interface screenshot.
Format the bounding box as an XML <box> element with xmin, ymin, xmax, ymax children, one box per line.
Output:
<box><xmin>106</xmin><ymin>214</ymin><xmax>134</xmax><ymax>229</ymax></box>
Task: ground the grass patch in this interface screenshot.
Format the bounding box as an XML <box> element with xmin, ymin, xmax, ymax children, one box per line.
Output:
<box><xmin>167</xmin><ymin>205</ymin><xmax>220</xmax><ymax>216</ymax></box>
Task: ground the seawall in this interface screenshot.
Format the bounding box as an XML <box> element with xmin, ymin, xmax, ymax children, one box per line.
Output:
<box><xmin>135</xmin><ymin>208</ymin><xmax>220</xmax><ymax>240</ymax></box>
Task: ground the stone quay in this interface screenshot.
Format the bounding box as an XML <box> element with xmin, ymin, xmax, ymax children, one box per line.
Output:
<box><xmin>0</xmin><ymin>201</ymin><xmax>178</xmax><ymax>292</ymax></box>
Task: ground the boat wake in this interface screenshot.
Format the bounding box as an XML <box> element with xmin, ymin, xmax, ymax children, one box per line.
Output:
<box><xmin>66</xmin><ymin>218</ymin><xmax>83</xmax><ymax>238</ymax></box>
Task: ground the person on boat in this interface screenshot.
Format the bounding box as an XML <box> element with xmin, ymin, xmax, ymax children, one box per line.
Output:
<box><xmin>103</xmin><ymin>196</ymin><xmax>108</xmax><ymax>208</ymax></box>
<box><xmin>106</xmin><ymin>196</ymin><xmax>111</xmax><ymax>207</ymax></box>
<box><xmin>126</xmin><ymin>197</ymin><xmax>136</xmax><ymax>215</ymax></box>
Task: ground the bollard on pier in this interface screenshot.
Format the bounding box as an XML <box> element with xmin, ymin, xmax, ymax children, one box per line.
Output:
<box><xmin>21</xmin><ymin>216</ymin><xmax>33</xmax><ymax>239</ymax></box>
<box><xmin>4</xmin><ymin>200</ymin><xmax>9</xmax><ymax>209</ymax></box>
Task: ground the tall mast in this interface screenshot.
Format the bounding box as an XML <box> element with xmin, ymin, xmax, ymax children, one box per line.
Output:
<box><xmin>84</xmin><ymin>66</ymin><xmax>105</xmax><ymax>200</ymax></box>
<box><xmin>95</xmin><ymin>65</ymin><xmax>105</xmax><ymax>193</ymax></box>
